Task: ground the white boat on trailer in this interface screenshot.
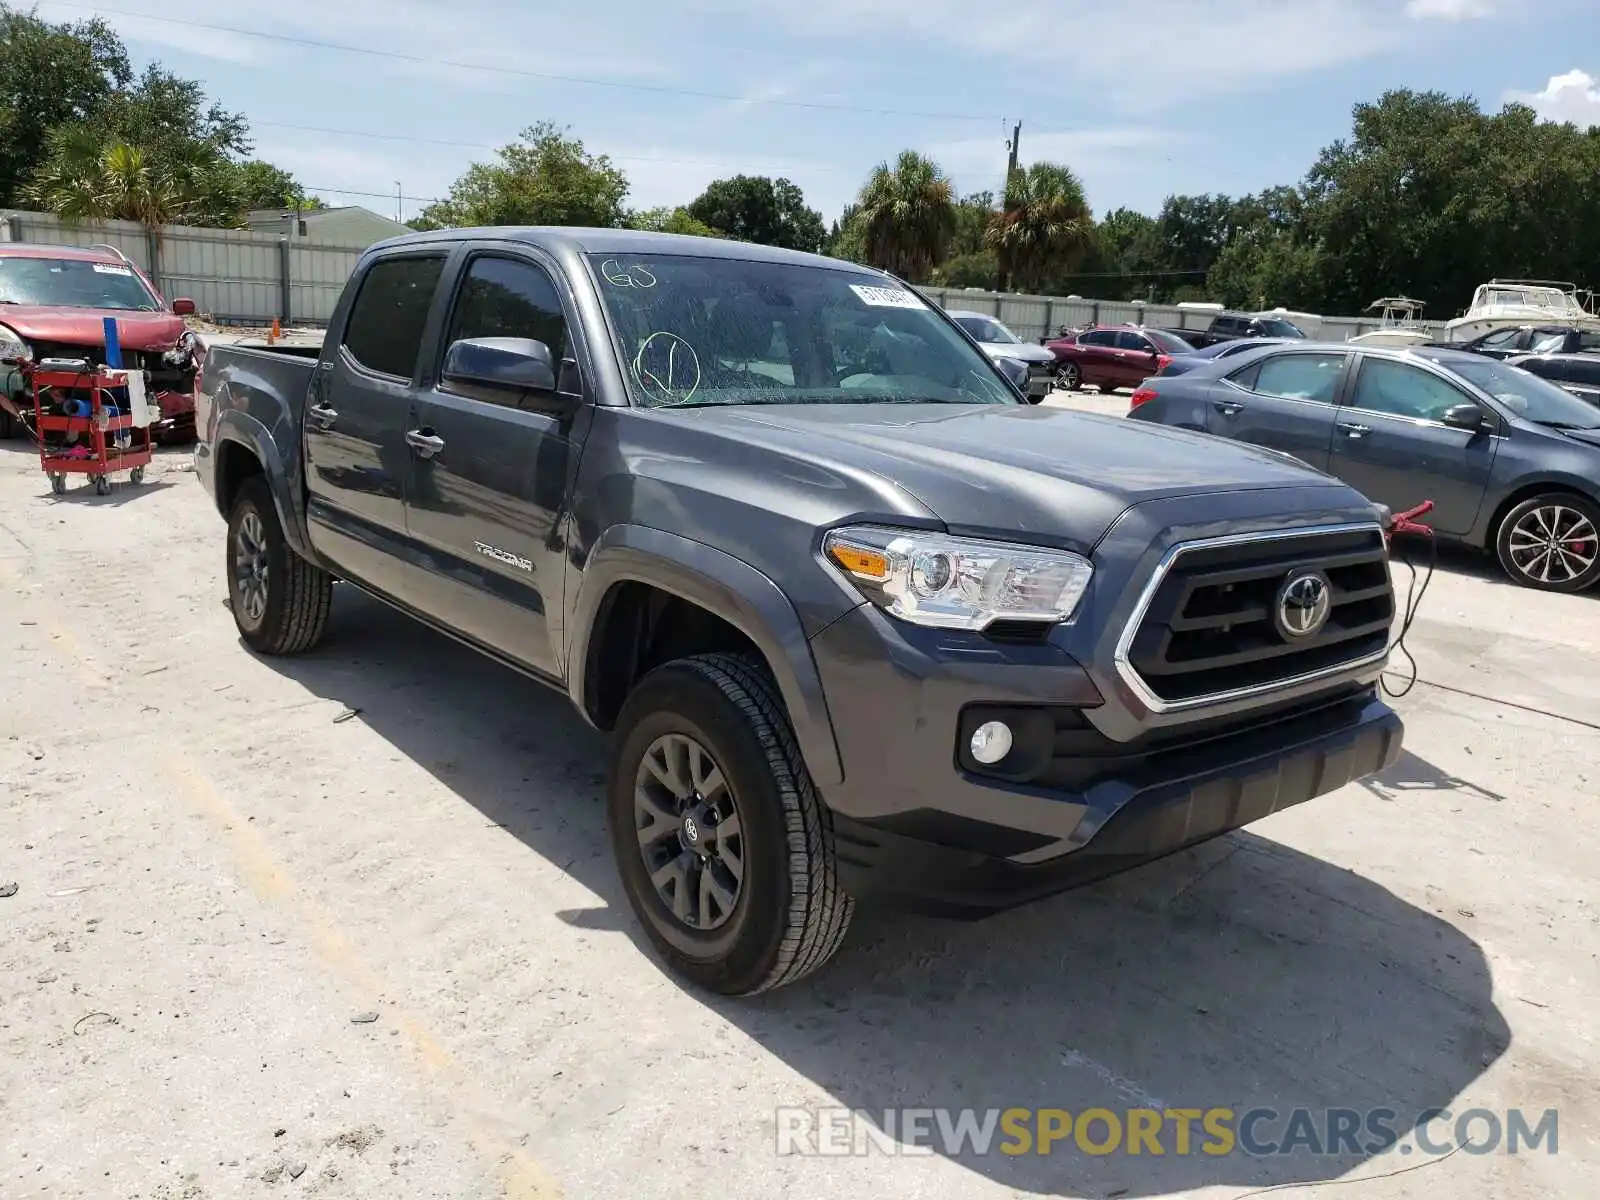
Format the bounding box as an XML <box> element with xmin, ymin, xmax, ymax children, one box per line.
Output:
<box><xmin>1443</xmin><ymin>279</ymin><xmax>1600</xmax><ymax>344</ymax></box>
<box><xmin>1347</xmin><ymin>297</ymin><xmax>1433</xmax><ymax>348</ymax></box>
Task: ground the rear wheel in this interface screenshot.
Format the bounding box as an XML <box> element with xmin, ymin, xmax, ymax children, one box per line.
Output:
<box><xmin>608</xmin><ymin>653</ymin><xmax>853</xmax><ymax>995</ymax></box>
<box><xmin>227</xmin><ymin>476</ymin><xmax>334</xmax><ymax>653</ymax></box>
<box><xmin>1494</xmin><ymin>493</ymin><xmax>1600</xmax><ymax>593</ymax></box>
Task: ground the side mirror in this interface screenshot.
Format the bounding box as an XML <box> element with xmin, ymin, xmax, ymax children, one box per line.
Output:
<box><xmin>442</xmin><ymin>337</ymin><xmax>557</xmax><ymax>394</ymax></box>
<box><xmin>171</xmin><ymin>298</ymin><xmax>196</xmax><ymax>316</ymax></box>
<box><xmin>1442</xmin><ymin>403</ymin><xmax>1489</xmax><ymax>432</ymax></box>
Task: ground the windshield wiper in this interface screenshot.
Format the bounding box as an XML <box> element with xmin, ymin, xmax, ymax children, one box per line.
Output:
<box><xmin>1535</xmin><ymin>420</ymin><xmax>1600</xmax><ymax>430</ymax></box>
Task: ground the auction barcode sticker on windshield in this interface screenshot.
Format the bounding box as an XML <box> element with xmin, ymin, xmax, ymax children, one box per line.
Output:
<box><xmin>850</xmin><ymin>284</ymin><xmax>925</xmax><ymax>310</ymax></box>
<box><xmin>91</xmin><ymin>263</ymin><xmax>133</xmax><ymax>276</ymax></box>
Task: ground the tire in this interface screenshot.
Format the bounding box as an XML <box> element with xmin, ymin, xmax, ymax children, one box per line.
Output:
<box><xmin>607</xmin><ymin>652</ymin><xmax>854</xmax><ymax>995</ymax></box>
<box><xmin>1494</xmin><ymin>493</ymin><xmax>1600</xmax><ymax>593</ymax></box>
<box><xmin>1055</xmin><ymin>361</ymin><xmax>1081</xmax><ymax>392</ymax></box>
<box><xmin>226</xmin><ymin>476</ymin><xmax>334</xmax><ymax>654</ymax></box>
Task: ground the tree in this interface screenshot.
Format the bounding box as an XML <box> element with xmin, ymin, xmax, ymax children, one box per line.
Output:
<box><xmin>685</xmin><ymin>175</ymin><xmax>825</xmax><ymax>251</ymax></box>
<box><xmin>24</xmin><ymin>129</ymin><xmax>215</xmax><ymax>231</ymax></box>
<box><xmin>626</xmin><ymin>205</ymin><xmax>721</xmax><ymax>237</ymax></box>
<box><xmin>949</xmin><ymin>190</ymin><xmax>996</xmax><ymax>257</ymax></box>
<box><xmin>986</xmin><ymin>162</ymin><xmax>1092</xmax><ymax>293</ymax></box>
<box><xmin>823</xmin><ymin>204</ymin><xmax>867</xmax><ymax>263</ymax></box>
<box><xmin>414</xmin><ymin>122</ymin><xmax>629</xmax><ymax>229</ymax></box>
<box><xmin>852</xmin><ymin>151</ymin><xmax>956</xmax><ymax>282</ymax></box>
<box><xmin>0</xmin><ymin>5</ymin><xmax>130</xmax><ymax>205</ymax></box>
<box><xmin>227</xmin><ymin>161</ymin><xmax>323</xmax><ymax>211</ymax></box>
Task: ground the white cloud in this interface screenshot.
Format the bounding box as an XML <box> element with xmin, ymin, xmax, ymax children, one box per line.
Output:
<box><xmin>1404</xmin><ymin>0</ymin><xmax>1497</xmax><ymax>18</ymax></box>
<box><xmin>1506</xmin><ymin>69</ymin><xmax>1600</xmax><ymax>127</ymax></box>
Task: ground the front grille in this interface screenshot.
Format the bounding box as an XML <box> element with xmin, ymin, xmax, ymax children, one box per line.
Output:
<box><xmin>30</xmin><ymin>340</ymin><xmax>153</xmax><ymax>372</ymax></box>
<box><xmin>1124</xmin><ymin>527</ymin><xmax>1393</xmax><ymax>705</ymax></box>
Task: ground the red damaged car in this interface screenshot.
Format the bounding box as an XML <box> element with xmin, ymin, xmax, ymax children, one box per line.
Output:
<box><xmin>0</xmin><ymin>243</ymin><xmax>202</xmax><ymax>443</ymax></box>
<box><xmin>1044</xmin><ymin>323</ymin><xmax>1195</xmax><ymax>393</ymax></box>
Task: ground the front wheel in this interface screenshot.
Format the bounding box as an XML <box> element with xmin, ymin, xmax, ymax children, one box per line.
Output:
<box><xmin>1054</xmin><ymin>361</ymin><xmax>1081</xmax><ymax>392</ymax></box>
<box><xmin>227</xmin><ymin>476</ymin><xmax>334</xmax><ymax>653</ymax></box>
<box><xmin>1495</xmin><ymin>494</ymin><xmax>1600</xmax><ymax>592</ymax></box>
<box><xmin>608</xmin><ymin>653</ymin><xmax>854</xmax><ymax>995</ymax></box>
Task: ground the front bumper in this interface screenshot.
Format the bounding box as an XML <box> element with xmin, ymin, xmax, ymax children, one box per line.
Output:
<box><xmin>810</xmin><ymin>603</ymin><xmax>1402</xmax><ymax>916</ymax></box>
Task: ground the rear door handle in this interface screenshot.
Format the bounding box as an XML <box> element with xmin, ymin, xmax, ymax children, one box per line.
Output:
<box><xmin>1213</xmin><ymin>399</ymin><xmax>1244</xmax><ymax>416</ymax></box>
<box><xmin>406</xmin><ymin>428</ymin><xmax>445</xmax><ymax>458</ymax></box>
<box><xmin>1337</xmin><ymin>422</ymin><xmax>1371</xmax><ymax>438</ymax></box>
<box><xmin>307</xmin><ymin>403</ymin><xmax>337</xmax><ymax>430</ymax></box>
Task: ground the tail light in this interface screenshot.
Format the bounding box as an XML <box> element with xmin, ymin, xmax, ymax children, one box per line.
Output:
<box><xmin>1156</xmin><ymin>354</ymin><xmax>1173</xmax><ymax>371</ymax></box>
<box><xmin>1130</xmin><ymin>387</ymin><xmax>1158</xmax><ymax>410</ymax></box>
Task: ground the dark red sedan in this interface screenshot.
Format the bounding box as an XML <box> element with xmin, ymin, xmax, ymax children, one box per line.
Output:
<box><xmin>1045</xmin><ymin>324</ymin><xmax>1195</xmax><ymax>392</ymax></box>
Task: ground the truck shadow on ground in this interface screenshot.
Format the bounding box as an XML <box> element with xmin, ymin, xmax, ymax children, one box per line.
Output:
<box><xmin>263</xmin><ymin>587</ymin><xmax>1512</xmax><ymax>1199</ymax></box>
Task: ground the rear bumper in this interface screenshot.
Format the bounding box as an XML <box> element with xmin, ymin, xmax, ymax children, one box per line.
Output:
<box><xmin>830</xmin><ymin>693</ymin><xmax>1402</xmax><ymax>916</ymax></box>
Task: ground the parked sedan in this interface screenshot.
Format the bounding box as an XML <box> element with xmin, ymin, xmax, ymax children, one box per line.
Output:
<box><xmin>947</xmin><ymin>310</ymin><xmax>1056</xmax><ymax>400</ymax></box>
<box><xmin>1044</xmin><ymin>324</ymin><xmax>1196</xmax><ymax>392</ymax></box>
<box><xmin>1151</xmin><ymin>337</ymin><xmax>1294</xmax><ymax>378</ymax></box>
<box><xmin>1447</xmin><ymin>324</ymin><xmax>1600</xmax><ymax>360</ymax></box>
<box><xmin>1128</xmin><ymin>344</ymin><xmax>1600</xmax><ymax>592</ymax></box>
<box><xmin>1507</xmin><ymin>353</ymin><xmax>1600</xmax><ymax>408</ymax></box>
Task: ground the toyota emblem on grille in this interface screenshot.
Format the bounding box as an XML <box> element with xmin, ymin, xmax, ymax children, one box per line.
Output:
<box><xmin>1275</xmin><ymin>571</ymin><xmax>1332</xmax><ymax>640</ymax></box>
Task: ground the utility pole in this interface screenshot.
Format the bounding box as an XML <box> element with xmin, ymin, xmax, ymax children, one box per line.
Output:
<box><xmin>1006</xmin><ymin>122</ymin><xmax>1022</xmax><ymax>181</ymax></box>
<box><xmin>395</xmin><ymin>181</ymin><xmax>403</xmax><ymax>224</ymax></box>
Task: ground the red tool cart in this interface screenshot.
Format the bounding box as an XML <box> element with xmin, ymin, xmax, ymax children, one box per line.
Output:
<box><xmin>28</xmin><ymin>361</ymin><xmax>153</xmax><ymax>496</ymax></box>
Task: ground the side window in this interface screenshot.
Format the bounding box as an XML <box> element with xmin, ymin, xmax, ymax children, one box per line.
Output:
<box><xmin>1214</xmin><ymin>317</ymin><xmax>1241</xmax><ymax>336</ymax></box>
<box><xmin>1351</xmin><ymin>358</ymin><xmax>1470</xmax><ymax>421</ymax></box>
<box><xmin>445</xmin><ymin>255</ymin><xmax>569</xmax><ymax>366</ymax></box>
<box><xmin>1081</xmin><ymin>329</ymin><xmax>1116</xmax><ymax>347</ymax></box>
<box><xmin>1515</xmin><ymin>357</ymin><xmax>1555</xmax><ymax>379</ymax></box>
<box><xmin>1529</xmin><ymin>331</ymin><xmax>1567</xmax><ymax>355</ymax></box>
<box><xmin>1249</xmin><ymin>353</ymin><xmax>1348</xmax><ymax>404</ymax></box>
<box><xmin>1479</xmin><ymin>328</ymin><xmax>1523</xmax><ymax>350</ymax></box>
<box><xmin>1116</xmin><ymin>330</ymin><xmax>1153</xmax><ymax>351</ymax></box>
<box><xmin>342</xmin><ymin>256</ymin><xmax>447</xmax><ymax>379</ymax></box>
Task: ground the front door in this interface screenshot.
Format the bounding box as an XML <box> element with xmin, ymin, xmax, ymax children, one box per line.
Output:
<box><xmin>303</xmin><ymin>252</ymin><xmax>447</xmax><ymax>599</ymax></box>
<box><xmin>404</xmin><ymin>249</ymin><xmax>587</xmax><ymax>680</ymax></box>
<box><xmin>1327</xmin><ymin>356</ymin><xmax>1498</xmax><ymax>536</ymax></box>
<box><xmin>1205</xmin><ymin>349</ymin><xmax>1347</xmax><ymax>471</ymax></box>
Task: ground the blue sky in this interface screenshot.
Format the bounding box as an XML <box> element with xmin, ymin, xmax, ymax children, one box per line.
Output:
<box><xmin>36</xmin><ymin>0</ymin><xmax>1600</xmax><ymax>225</ymax></box>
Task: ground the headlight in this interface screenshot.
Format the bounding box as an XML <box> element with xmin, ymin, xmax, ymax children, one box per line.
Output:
<box><xmin>0</xmin><ymin>324</ymin><xmax>30</xmax><ymax>366</ymax></box>
<box><xmin>823</xmin><ymin>525</ymin><xmax>1093</xmax><ymax>630</ymax></box>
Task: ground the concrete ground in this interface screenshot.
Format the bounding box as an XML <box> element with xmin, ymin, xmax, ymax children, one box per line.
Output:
<box><xmin>1</xmin><ymin>399</ymin><xmax>1596</xmax><ymax>1200</ymax></box>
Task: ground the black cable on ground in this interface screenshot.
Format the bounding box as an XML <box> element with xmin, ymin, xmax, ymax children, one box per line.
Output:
<box><xmin>1380</xmin><ymin>527</ymin><xmax>1437</xmax><ymax>700</ymax></box>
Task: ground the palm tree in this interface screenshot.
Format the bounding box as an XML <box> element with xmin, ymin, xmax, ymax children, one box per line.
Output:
<box><xmin>24</xmin><ymin>129</ymin><xmax>228</xmax><ymax>232</ymax></box>
<box><xmin>986</xmin><ymin>162</ymin><xmax>1093</xmax><ymax>293</ymax></box>
<box><xmin>853</xmin><ymin>151</ymin><xmax>957</xmax><ymax>282</ymax></box>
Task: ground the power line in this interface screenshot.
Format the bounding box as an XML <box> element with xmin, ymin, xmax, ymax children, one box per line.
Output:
<box><xmin>303</xmin><ymin>185</ymin><xmax>445</xmax><ymax>204</ymax></box>
<box><xmin>252</xmin><ymin>120</ymin><xmax>846</xmax><ymax>173</ymax></box>
<box><xmin>58</xmin><ymin>1</ymin><xmax>1001</xmax><ymax>124</ymax></box>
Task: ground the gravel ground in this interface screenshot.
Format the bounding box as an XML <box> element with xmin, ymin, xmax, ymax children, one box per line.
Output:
<box><xmin>1</xmin><ymin>404</ymin><xmax>1596</xmax><ymax>1199</ymax></box>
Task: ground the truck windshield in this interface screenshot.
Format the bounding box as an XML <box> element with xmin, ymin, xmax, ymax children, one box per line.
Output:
<box><xmin>1258</xmin><ymin>318</ymin><xmax>1306</xmax><ymax>338</ymax></box>
<box><xmin>588</xmin><ymin>253</ymin><xmax>1017</xmax><ymax>409</ymax></box>
<box><xmin>0</xmin><ymin>256</ymin><xmax>161</xmax><ymax>311</ymax></box>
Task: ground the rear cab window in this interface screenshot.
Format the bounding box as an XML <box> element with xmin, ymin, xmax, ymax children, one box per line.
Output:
<box><xmin>342</xmin><ymin>255</ymin><xmax>448</xmax><ymax>379</ymax></box>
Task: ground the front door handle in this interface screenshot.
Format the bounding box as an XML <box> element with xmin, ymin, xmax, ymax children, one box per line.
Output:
<box><xmin>1213</xmin><ymin>399</ymin><xmax>1244</xmax><ymax>416</ymax></box>
<box><xmin>1337</xmin><ymin>422</ymin><xmax>1371</xmax><ymax>438</ymax></box>
<box><xmin>307</xmin><ymin>403</ymin><xmax>337</xmax><ymax>431</ymax></box>
<box><xmin>406</xmin><ymin>428</ymin><xmax>445</xmax><ymax>459</ymax></box>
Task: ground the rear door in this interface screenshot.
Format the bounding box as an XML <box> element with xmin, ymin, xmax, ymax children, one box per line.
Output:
<box><xmin>1115</xmin><ymin>329</ymin><xmax>1163</xmax><ymax>385</ymax></box>
<box><xmin>1205</xmin><ymin>349</ymin><xmax>1347</xmax><ymax>470</ymax></box>
<box><xmin>303</xmin><ymin>251</ymin><xmax>447</xmax><ymax>599</ymax></box>
<box><xmin>1327</xmin><ymin>356</ymin><xmax>1498</xmax><ymax>536</ymax></box>
<box><xmin>403</xmin><ymin>245</ymin><xmax>590</xmax><ymax>680</ymax></box>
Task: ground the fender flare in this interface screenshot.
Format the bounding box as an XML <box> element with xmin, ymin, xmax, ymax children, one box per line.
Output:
<box><xmin>212</xmin><ymin>409</ymin><xmax>314</xmax><ymax>560</ymax></box>
<box><xmin>568</xmin><ymin>525</ymin><xmax>845</xmax><ymax>787</ymax></box>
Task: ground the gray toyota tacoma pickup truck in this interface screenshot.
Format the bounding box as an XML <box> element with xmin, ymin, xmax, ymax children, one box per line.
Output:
<box><xmin>194</xmin><ymin>228</ymin><xmax>1404</xmax><ymax>995</ymax></box>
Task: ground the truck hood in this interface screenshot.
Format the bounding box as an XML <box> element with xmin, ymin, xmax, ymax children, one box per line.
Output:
<box><xmin>0</xmin><ymin>305</ymin><xmax>186</xmax><ymax>351</ymax></box>
<box><xmin>684</xmin><ymin>403</ymin><xmax>1345</xmax><ymax>549</ymax></box>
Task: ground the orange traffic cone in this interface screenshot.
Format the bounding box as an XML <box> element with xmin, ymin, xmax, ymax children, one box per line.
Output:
<box><xmin>268</xmin><ymin>317</ymin><xmax>281</xmax><ymax>344</ymax></box>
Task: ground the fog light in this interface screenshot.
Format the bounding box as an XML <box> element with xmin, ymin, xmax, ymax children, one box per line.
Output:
<box><xmin>969</xmin><ymin>720</ymin><xmax>1013</xmax><ymax>765</ymax></box>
